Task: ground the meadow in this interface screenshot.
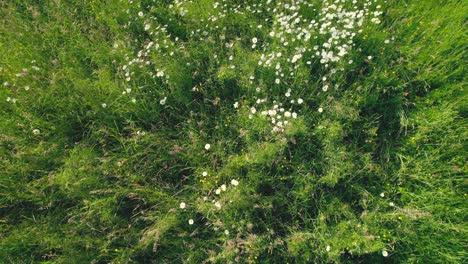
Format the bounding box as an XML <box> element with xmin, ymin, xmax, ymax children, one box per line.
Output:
<box><xmin>0</xmin><ymin>0</ymin><xmax>466</xmax><ymax>263</ymax></box>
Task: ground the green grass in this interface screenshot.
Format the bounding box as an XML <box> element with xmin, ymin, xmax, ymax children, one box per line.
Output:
<box><xmin>0</xmin><ymin>0</ymin><xmax>466</xmax><ymax>263</ymax></box>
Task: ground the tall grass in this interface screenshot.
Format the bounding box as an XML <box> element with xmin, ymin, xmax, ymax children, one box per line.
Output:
<box><xmin>0</xmin><ymin>0</ymin><xmax>465</xmax><ymax>263</ymax></box>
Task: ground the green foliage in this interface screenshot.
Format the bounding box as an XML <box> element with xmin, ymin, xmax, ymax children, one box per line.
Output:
<box><xmin>0</xmin><ymin>0</ymin><xmax>466</xmax><ymax>263</ymax></box>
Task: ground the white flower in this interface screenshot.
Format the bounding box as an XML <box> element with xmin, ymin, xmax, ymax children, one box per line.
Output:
<box><xmin>102</xmin><ymin>103</ymin><xmax>107</xmax><ymax>108</ymax></box>
<box><xmin>380</xmin><ymin>192</ymin><xmax>385</xmax><ymax>197</ymax></box>
<box><xmin>214</xmin><ymin>201</ymin><xmax>221</xmax><ymax>209</ymax></box>
<box><xmin>179</xmin><ymin>202</ymin><xmax>186</xmax><ymax>209</ymax></box>
<box><xmin>215</xmin><ymin>188</ymin><xmax>221</xmax><ymax>195</ymax></box>
<box><xmin>384</xmin><ymin>39</ymin><xmax>390</xmax><ymax>44</ymax></box>
<box><xmin>234</xmin><ymin>102</ymin><xmax>239</xmax><ymax>108</ymax></box>
<box><xmin>159</xmin><ymin>97</ymin><xmax>167</xmax><ymax>105</ymax></box>
<box><xmin>204</xmin><ymin>143</ymin><xmax>211</xmax><ymax>150</ymax></box>
<box><xmin>322</xmin><ymin>85</ymin><xmax>329</xmax><ymax>92</ymax></box>
<box><xmin>144</xmin><ymin>24</ymin><xmax>150</xmax><ymax>31</ymax></box>
<box><xmin>389</xmin><ymin>202</ymin><xmax>395</xmax><ymax>207</ymax></box>
<box><xmin>221</xmin><ymin>184</ymin><xmax>227</xmax><ymax>191</ymax></box>
<box><xmin>382</xmin><ymin>250</ymin><xmax>388</xmax><ymax>257</ymax></box>
<box><xmin>231</xmin><ymin>179</ymin><xmax>239</xmax><ymax>186</ymax></box>
<box><xmin>297</xmin><ymin>98</ymin><xmax>303</xmax><ymax>104</ymax></box>
<box><xmin>318</xmin><ymin>107</ymin><xmax>323</xmax><ymax>113</ymax></box>
<box><xmin>202</xmin><ymin>171</ymin><xmax>208</xmax><ymax>177</ymax></box>
<box><xmin>252</xmin><ymin>37</ymin><xmax>258</xmax><ymax>44</ymax></box>
<box><xmin>138</xmin><ymin>11</ymin><xmax>144</xmax><ymax>17</ymax></box>
<box><xmin>291</xmin><ymin>54</ymin><xmax>302</xmax><ymax>63</ymax></box>
<box><xmin>284</xmin><ymin>111</ymin><xmax>291</xmax><ymax>117</ymax></box>
<box><xmin>326</xmin><ymin>245</ymin><xmax>331</xmax><ymax>252</ymax></box>
<box><xmin>224</xmin><ymin>229</ymin><xmax>229</xmax><ymax>235</ymax></box>
<box><xmin>188</xmin><ymin>219</ymin><xmax>194</xmax><ymax>225</ymax></box>
<box><xmin>32</xmin><ymin>129</ymin><xmax>40</xmax><ymax>135</ymax></box>
<box><xmin>24</xmin><ymin>86</ymin><xmax>30</xmax><ymax>91</ymax></box>
<box><xmin>275</xmin><ymin>78</ymin><xmax>280</xmax><ymax>84</ymax></box>
<box><xmin>292</xmin><ymin>112</ymin><xmax>297</xmax><ymax>119</ymax></box>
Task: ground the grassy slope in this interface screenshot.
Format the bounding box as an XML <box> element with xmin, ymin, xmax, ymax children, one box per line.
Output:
<box><xmin>0</xmin><ymin>0</ymin><xmax>466</xmax><ymax>263</ymax></box>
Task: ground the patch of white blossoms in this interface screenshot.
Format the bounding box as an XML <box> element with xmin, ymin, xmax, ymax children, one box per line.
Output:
<box><xmin>119</xmin><ymin>0</ymin><xmax>384</xmax><ymax>238</ymax></box>
<box><xmin>119</xmin><ymin>0</ymin><xmax>382</xmax><ymax>129</ymax></box>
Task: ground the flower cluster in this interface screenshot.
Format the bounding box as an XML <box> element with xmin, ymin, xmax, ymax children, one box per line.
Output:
<box><xmin>114</xmin><ymin>0</ymin><xmax>389</xmax><ymax>258</ymax></box>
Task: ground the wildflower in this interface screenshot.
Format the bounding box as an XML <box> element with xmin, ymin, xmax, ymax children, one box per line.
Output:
<box><xmin>380</xmin><ymin>192</ymin><xmax>385</xmax><ymax>197</ymax></box>
<box><xmin>214</xmin><ymin>201</ymin><xmax>221</xmax><ymax>209</ymax></box>
<box><xmin>215</xmin><ymin>188</ymin><xmax>221</xmax><ymax>195</ymax></box>
<box><xmin>234</xmin><ymin>102</ymin><xmax>239</xmax><ymax>108</ymax></box>
<box><xmin>138</xmin><ymin>11</ymin><xmax>143</xmax><ymax>17</ymax></box>
<box><xmin>180</xmin><ymin>202</ymin><xmax>186</xmax><ymax>209</ymax></box>
<box><xmin>284</xmin><ymin>111</ymin><xmax>291</xmax><ymax>117</ymax></box>
<box><xmin>291</xmin><ymin>54</ymin><xmax>302</xmax><ymax>63</ymax></box>
<box><xmin>204</xmin><ymin>143</ymin><xmax>211</xmax><ymax>150</ymax></box>
<box><xmin>24</xmin><ymin>86</ymin><xmax>30</xmax><ymax>91</ymax></box>
<box><xmin>389</xmin><ymin>202</ymin><xmax>395</xmax><ymax>207</ymax></box>
<box><xmin>32</xmin><ymin>129</ymin><xmax>40</xmax><ymax>135</ymax></box>
<box><xmin>382</xmin><ymin>250</ymin><xmax>389</xmax><ymax>257</ymax></box>
<box><xmin>252</xmin><ymin>37</ymin><xmax>258</xmax><ymax>44</ymax></box>
<box><xmin>224</xmin><ymin>229</ymin><xmax>229</xmax><ymax>235</ymax></box>
<box><xmin>202</xmin><ymin>171</ymin><xmax>208</xmax><ymax>177</ymax></box>
<box><xmin>297</xmin><ymin>98</ymin><xmax>303</xmax><ymax>104</ymax></box>
<box><xmin>292</xmin><ymin>112</ymin><xmax>297</xmax><ymax>119</ymax></box>
<box><xmin>188</xmin><ymin>219</ymin><xmax>194</xmax><ymax>225</ymax></box>
<box><xmin>318</xmin><ymin>107</ymin><xmax>323</xmax><ymax>113</ymax></box>
<box><xmin>231</xmin><ymin>179</ymin><xmax>239</xmax><ymax>186</ymax></box>
<box><xmin>326</xmin><ymin>245</ymin><xmax>331</xmax><ymax>252</ymax></box>
<box><xmin>160</xmin><ymin>97</ymin><xmax>167</xmax><ymax>105</ymax></box>
<box><xmin>221</xmin><ymin>184</ymin><xmax>226</xmax><ymax>191</ymax></box>
<box><xmin>102</xmin><ymin>103</ymin><xmax>107</xmax><ymax>108</ymax></box>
